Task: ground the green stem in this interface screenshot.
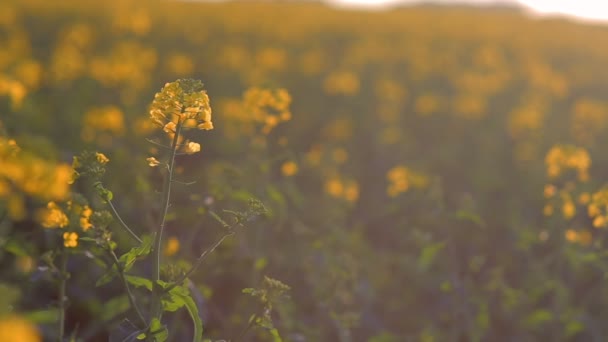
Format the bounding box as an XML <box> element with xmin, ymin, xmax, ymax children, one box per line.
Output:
<box><xmin>58</xmin><ymin>250</ymin><xmax>68</xmax><ymax>342</ymax></box>
<box><xmin>150</xmin><ymin>120</ymin><xmax>183</xmax><ymax>326</ymax></box>
<box><xmin>153</xmin><ymin>120</ymin><xmax>183</xmax><ymax>282</ymax></box>
<box><xmin>109</xmin><ymin>249</ymin><xmax>147</xmax><ymax>328</ymax></box>
<box><xmin>107</xmin><ymin>199</ymin><xmax>142</xmax><ymax>244</ymax></box>
<box><xmin>234</xmin><ymin>313</ymin><xmax>257</xmax><ymax>342</ymax></box>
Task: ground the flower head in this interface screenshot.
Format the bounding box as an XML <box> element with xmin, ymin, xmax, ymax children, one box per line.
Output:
<box><xmin>149</xmin><ymin>79</ymin><xmax>213</xmax><ymax>131</ymax></box>
<box><xmin>146</xmin><ymin>157</ymin><xmax>160</xmax><ymax>167</ymax></box>
<box><xmin>63</xmin><ymin>232</ymin><xmax>78</xmax><ymax>248</ymax></box>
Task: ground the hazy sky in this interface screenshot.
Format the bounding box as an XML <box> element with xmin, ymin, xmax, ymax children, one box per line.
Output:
<box><xmin>331</xmin><ymin>0</ymin><xmax>608</xmax><ymax>23</ymax></box>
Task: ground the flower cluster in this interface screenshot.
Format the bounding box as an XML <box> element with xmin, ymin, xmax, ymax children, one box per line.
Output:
<box><xmin>545</xmin><ymin>145</ymin><xmax>590</xmax><ymax>182</ymax></box>
<box><xmin>0</xmin><ymin>136</ymin><xmax>71</xmax><ymax>220</ymax></box>
<box><xmin>149</xmin><ymin>79</ymin><xmax>213</xmax><ymax>133</ymax></box>
<box><xmin>324</xmin><ymin>175</ymin><xmax>359</xmax><ymax>203</ymax></box>
<box><xmin>37</xmin><ymin>198</ymin><xmax>95</xmax><ymax>248</ymax></box>
<box><xmin>386</xmin><ymin>166</ymin><xmax>429</xmax><ymax>197</ymax></box>
<box><xmin>243</xmin><ymin>87</ymin><xmax>291</xmax><ymax>134</ymax></box>
<box><xmin>587</xmin><ymin>188</ymin><xmax>608</xmax><ymax>229</ymax></box>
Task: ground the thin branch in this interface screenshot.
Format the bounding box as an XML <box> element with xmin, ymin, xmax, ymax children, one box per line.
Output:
<box><xmin>163</xmin><ymin>230</ymin><xmax>234</xmax><ymax>294</ymax></box>
<box><xmin>171</xmin><ymin>179</ymin><xmax>196</xmax><ymax>186</ymax></box>
<box><xmin>58</xmin><ymin>251</ymin><xmax>68</xmax><ymax>342</ymax></box>
<box><xmin>109</xmin><ymin>249</ymin><xmax>147</xmax><ymax>328</ymax></box>
<box><xmin>234</xmin><ymin>313</ymin><xmax>258</xmax><ymax>342</ymax></box>
<box><xmin>107</xmin><ymin>199</ymin><xmax>143</xmax><ymax>244</ymax></box>
<box><xmin>154</xmin><ymin>120</ymin><xmax>183</xmax><ymax>282</ymax></box>
<box><xmin>145</xmin><ymin>138</ymin><xmax>171</xmax><ymax>150</ymax></box>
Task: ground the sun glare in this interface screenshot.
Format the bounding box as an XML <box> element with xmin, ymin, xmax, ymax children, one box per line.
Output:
<box><xmin>331</xmin><ymin>0</ymin><xmax>608</xmax><ymax>22</ymax></box>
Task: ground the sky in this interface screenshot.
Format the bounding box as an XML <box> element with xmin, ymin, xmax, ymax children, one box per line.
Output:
<box><xmin>329</xmin><ymin>0</ymin><xmax>608</xmax><ymax>23</ymax></box>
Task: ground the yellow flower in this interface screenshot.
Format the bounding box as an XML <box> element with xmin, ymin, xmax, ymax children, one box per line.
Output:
<box><xmin>39</xmin><ymin>202</ymin><xmax>69</xmax><ymax>228</ymax></box>
<box><xmin>164</xmin><ymin>236</ymin><xmax>180</xmax><ymax>256</ymax></box>
<box><xmin>565</xmin><ymin>229</ymin><xmax>578</xmax><ymax>242</ymax></box>
<box><xmin>0</xmin><ymin>315</ymin><xmax>41</xmax><ymax>342</ymax></box>
<box><xmin>63</xmin><ymin>232</ymin><xmax>78</xmax><ymax>248</ymax></box>
<box><xmin>95</xmin><ymin>152</ymin><xmax>109</xmax><ymax>164</ymax></box>
<box><xmin>80</xmin><ymin>205</ymin><xmax>93</xmax><ymax>231</ymax></box>
<box><xmin>578</xmin><ymin>192</ymin><xmax>591</xmax><ymax>204</ymax></box>
<box><xmin>325</xmin><ymin>178</ymin><xmax>344</xmax><ymax>198</ymax></box>
<box><xmin>149</xmin><ymin>79</ymin><xmax>213</xmax><ymax>131</ymax></box>
<box><xmin>146</xmin><ymin>157</ymin><xmax>160</xmax><ymax>167</ymax></box>
<box><xmin>543</xmin><ymin>204</ymin><xmax>554</xmax><ymax>216</ymax></box>
<box><xmin>281</xmin><ymin>161</ymin><xmax>298</xmax><ymax>177</ymax></box>
<box><xmin>163</xmin><ymin>121</ymin><xmax>176</xmax><ymax>133</ymax></box>
<box><xmin>197</xmin><ymin>121</ymin><xmax>213</xmax><ymax>130</ymax></box>
<box><xmin>562</xmin><ymin>201</ymin><xmax>576</xmax><ymax>220</ymax></box>
<box><xmin>184</xmin><ymin>142</ymin><xmax>201</xmax><ymax>155</ymax></box>
<box><xmin>593</xmin><ymin>216</ymin><xmax>606</xmax><ymax>228</ymax></box>
<box><xmin>344</xmin><ymin>182</ymin><xmax>359</xmax><ymax>202</ymax></box>
<box><xmin>543</xmin><ymin>184</ymin><xmax>556</xmax><ymax>198</ymax></box>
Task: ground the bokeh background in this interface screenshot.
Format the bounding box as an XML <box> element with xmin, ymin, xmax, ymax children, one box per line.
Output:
<box><xmin>2</xmin><ymin>0</ymin><xmax>608</xmax><ymax>340</ymax></box>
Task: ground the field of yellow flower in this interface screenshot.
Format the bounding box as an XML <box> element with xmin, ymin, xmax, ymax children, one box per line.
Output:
<box><xmin>2</xmin><ymin>0</ymin><xmax>608</xmax><ymax>340</ymax></box>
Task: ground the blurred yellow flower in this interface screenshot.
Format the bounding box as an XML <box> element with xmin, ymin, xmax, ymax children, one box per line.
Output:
<box><xmin>0</xmin><ymin>315</ymin><xmax>41</xmax><ymax>342</ymax></box>
<box><xmin>164</xmin><ymin>236</ymin><xmax>180</xmax><ymax>256</ymax></box>
<box><xmin>562</xmin><ymin>201</ymin><xmax>576</xmax><ymax>220</ymax></box>
<box><xmin>543</xmin><ymin>184</ymin><xmax>556</xmax><ymax>198</ymax></box>
<box><xmin>281</xmin><ymin>161</ymin><xmax>298</xmax><ymax>177</ymax></box>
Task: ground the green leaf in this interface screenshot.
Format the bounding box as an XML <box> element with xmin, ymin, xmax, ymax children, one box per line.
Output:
<box><xmin>23</xmin><ymin>309</ymin><xmax>59</xmax><ymax>324</ymax></box>
<box><xmin>162</xmin><ymin>285</ymin><xmax>203</xmax><ymax>342</ymax></box>
<box><xmin>125</xmin><ymin>275</ymin><xmax>153</xmax><ymax>291</ymax></box>
<box><xmin>455</xmin><ymin>210</ymin><xmax>484</xmax><ymax>227</ymax></box>
<box><xmin>96</xmin><ymin>267</ymin><xmax>118</xmax><ymax>287</ymax></box>
<box><xmin>524</xmin><ymin>309</ymin><xmax>553</xmax><ymax>327</ymax></box>
<box><xmin>100</xmin><ymin>295</ymin><xmax>130</xmax><ymax>322</ymax></box>
<box><xmin>565</xmin><ymin>320</ymin><xmax>584</xmax><ymax>337</ymax></box>
<box><xmin>0</xmin><ymin>283</ymin><xmax>20</xmax><ymax>315</ymax></box>
<box><xmin>118</xmin><ymin>235</ymin><xmax>153</xmax><ymax>274</ymax></box>
<box><xmin>149</xmin><ymin>317</ymin><xmax>168</xmax><ymax>342</ymax></box>
<box><xmin>418</xmin><ymin>242</ymin><xmax>445</xmax><ymax>271</ymax></box>
<box><xmin>269</xmin><ymin>328</ymin><xmax>283</xmax><ymax>342</ymax></box>
<box><xmin>3</xmin><ymin>239</ymin><xmax>30</xmax><ymax>257</ymax></box>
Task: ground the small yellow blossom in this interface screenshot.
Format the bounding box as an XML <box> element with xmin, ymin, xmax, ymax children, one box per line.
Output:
<box><xmin>543</xmin><ymin>204</ymin><xmax>554</xmax><ymax>216</ymax></box>
<box><xmin>163</xmin><ymin>121</ymin><xmax>176</xmax><ymax>133</ymax></box>
<box><xmin>63</xmin><ymin>232</ymin><xmax>78</xmax><ymax>248</ymax></box>
<box><xmin>184</xmin><ymin>142</ymin><xmax>201</xmax><ymax>155</ymax></box>
<box><xmin>325</xmin><ymin>178</ymin><xmax>344</xmax><ymax>198</ymax></box>
<box><xmin>562</xmin><ymin>201</ymin><xmax>576</xmax><ymax>220</ymax></box>
<box><xmin>80</xmin><ymin>205</ymin><xmax>93</xmax><ymax>231</ymax></box>
<box><xmin>281</xmin><ymin>161</ymin><xmax>298</xmax><ymax>177</ymax></box>
<box><xmin>197</xmin><ymin>121</ymin><xmax>213</xmax><ymax>130</ymax></box>
<box><xmin>565</xmin><ymin>229</ymin><xmax>578</xmax><ymax>242</ymax></box>
<box><xmin>164</xmin><ymin>236</ymin><xmax>180</xmax><ymax>256</ymax></box>
<box><xmin>146</xmin><ymin>157</ymin><xmax>160</xmax><ymax>167</ymax></box>
<box><xmin>593</xmin><ymin>216</ymin><xmax>606</xmax><ymax>228</ymax></box>
<box><xmin>578</xmin><ymin>192</ymin><xmax>591</xmax><ymax>205</ymax></box>
<box><xmin>96</xmin><ymin>152</ymin><xmax>109</xmax><ymax>164</ymax></box>
<box><xmin>344</xmin><ymin>183</ymin><xmax>359</xmax><ymax>202</ymax></box>
<box><xmin>543</xmin><ymin>184</ymin><xmax>556</xmax><ymax>198</ymax></box>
